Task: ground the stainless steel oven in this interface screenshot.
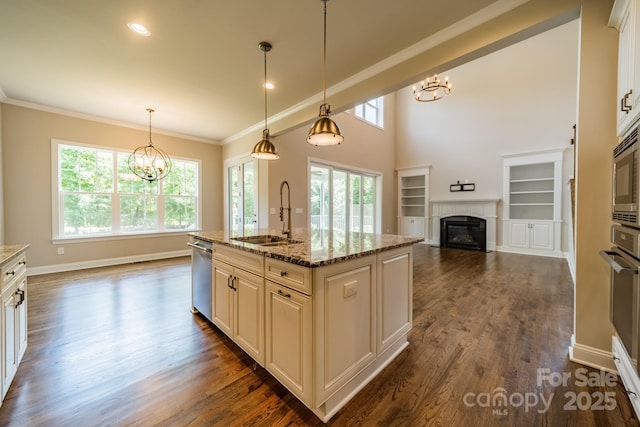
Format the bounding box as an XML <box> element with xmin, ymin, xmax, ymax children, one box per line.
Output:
<box><xmin>601</xmin><ymin>225</ymin><xmax>640</xmax><ymax>373</ymax></box>
<box><xmin>613</xmin><ymin>126</ymin><xmax>640</xmax><ymax>227</ymax></box>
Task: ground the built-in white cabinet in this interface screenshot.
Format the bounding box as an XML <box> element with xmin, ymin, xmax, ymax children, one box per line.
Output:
<box><xmin>611</xmin><ymin>0</ymin><xmax>640</xmax><ymax>136</ymax></box>
<box><xmin>508</xmin><ymin>221</ymin><xmax>554</xmax><ymax>251</ymax></box>
<box><xmin>502</xmin><ymin>150</ymin><xmax>563</xmax><ymax>257</ymax></box>
<box><xmin>397</xmin><ymin>166</ymin><xmax>429</xmax><ymax>241</ymax></box>
<box><xmin>0</xmin><ymin>249</ymin><xmax>27</xmax><ymax>405</ymax></box>
<box><xmin>212</xmin><ymin>245</ymin><xmax>264</xmax><ymax>366</ymax></box>
<box><xmin>265</xmin><ymin>280</ymin><xmax>313</xmax><ymax>404</ymax></box>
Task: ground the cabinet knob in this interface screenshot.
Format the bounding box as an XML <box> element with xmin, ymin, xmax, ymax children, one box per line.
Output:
<box><xmin>280</xmin><ymin>271</ymin><xmax>287</xmax><ymax>277</ymax></box>
<box><xmin>5</xmin><ymin>270</ymin><xmax>15</xmax><ymax>276</ymax></box>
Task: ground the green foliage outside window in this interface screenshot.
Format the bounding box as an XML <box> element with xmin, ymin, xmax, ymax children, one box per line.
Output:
<box><xmin>58</xmin><ymin>143</ymin><xmax>198</xmax><ymax>238</ymax></box>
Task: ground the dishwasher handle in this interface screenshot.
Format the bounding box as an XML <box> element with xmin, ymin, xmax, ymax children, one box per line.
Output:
<box><xmin>188</xmin><ymin>241</ymin><xmax>213</xmax><ymax>254</ymax></box>
<box><xmin>600</xmin><ymin>250</ymin><xmax>639</xmax><ymax>275</ymax></box>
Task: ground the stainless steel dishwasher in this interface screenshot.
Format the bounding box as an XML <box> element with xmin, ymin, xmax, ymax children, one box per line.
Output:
<box><xmin>188</xmin><ymin>238</ymin><xmax>213</xmax><ymax>322</ymax></box>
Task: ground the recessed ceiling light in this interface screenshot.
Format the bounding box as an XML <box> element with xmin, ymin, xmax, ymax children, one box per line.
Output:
<box><xmin>127</xmin><ymin>22</ymin><xmax>150</xmax><ymax>36</ymax></box>
<box><xmin>264</xmin><ymin>82</ymin><xmax>275</xmax><ymax>90</ymax></box>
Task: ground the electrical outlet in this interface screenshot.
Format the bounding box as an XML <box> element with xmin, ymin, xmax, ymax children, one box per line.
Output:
<box><xmin>57</xmin><ymin>247</ymin><xmax>65</xmax><ymax>255</ymax></box>
<box><xmin>295</xmin><ymin>208</ymin><xmax>303</xmax><ymax>214</ymax></box>
<box><xmin>270</xmin><ymin>208</ymin><xmax>276</xmax><ymax>214</ymax></box>
<box><xmin>343</xmin><ymin>282</ymin><xmax>357</xmax><ymax>298</ymax></box>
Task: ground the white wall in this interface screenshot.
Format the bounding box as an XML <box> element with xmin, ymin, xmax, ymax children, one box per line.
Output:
<box><xmin>394</xmin><ymin>20</ymin><xmax>579</xmax><ymax>249</ymax></box>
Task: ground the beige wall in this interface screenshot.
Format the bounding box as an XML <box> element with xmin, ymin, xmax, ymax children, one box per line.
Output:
<box><xmin>574</xmin><ymin>0</ymin><xmax>618</xmax><ymax>352</ymax></box>
<box><xmin>0</xmin><ymin>102</ymin><xmax>4</xmax><ymax>245</ymax></box>
<box><xmin>264</xmin><ymin>94</ymin><xmax>397</xmax><ymax>234</ymax></box>
<box><xmin>394</xmin><ymin>20</ymin><xmax>579</xmax><ymax>249</ymax></box>
<box><xmin>1</xmin><ymin>104</ymin><xmax>223</xmax><ymax>270</ymax></box>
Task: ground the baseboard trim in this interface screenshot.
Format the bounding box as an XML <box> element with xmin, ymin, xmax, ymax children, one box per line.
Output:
<box><xmin>564</xmin><ymin>251</ymin><xmax>576</xmax><ymax>285</ymax></box>
<box><xmin>27</xmin><ymin>249</ymin><xmax>191</xmax><ymax>276</ymax></box>
<box><xmin>495</xmin><ymin>245</ymin><xmax>564</xmax><ymax>258</ymax></box>
<box><xmin>569</xmin><ymin>335</ymin><xmax>617</xmax><ymax>373</ymax></box>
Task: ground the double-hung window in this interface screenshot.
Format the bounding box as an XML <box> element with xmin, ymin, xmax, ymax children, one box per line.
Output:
<box><xmin>354</xmin><ymin>96</ymin><xmax>384</xmax><ymax>128</ymax></box>
<box><xmin>53</xmin><ymin>140</ymin><xmax>200</xmax><ymax>240</ymax></box>
<box><xmin>310</xmin><ymin>162</ymin><xmax>380</xmax><ymax>233</ymax></box>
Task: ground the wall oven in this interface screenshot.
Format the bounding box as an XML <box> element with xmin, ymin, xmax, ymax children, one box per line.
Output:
<box><xmin>613</xmin><ymin>126</ymin><xmax>640</xmax><ymax>227</ymax></box>
<box><xmin>601</xmin><ymin>225</ymin><xmax>640</xmax><ymax>374</ymax></box>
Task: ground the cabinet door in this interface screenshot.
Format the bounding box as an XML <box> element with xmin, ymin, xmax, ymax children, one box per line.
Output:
<box><xmin>1</xmin><ymin>285</ymin><xmax>17</xmax><ymax>398</ymax></box>
<box><xmin>233</xmin><ymin>268</ymin><xmax>264</xmax><ymax>365</ymax></box>
<box><xmin>377</xmin><ymin>247</ymin><xmax>412</xmax><ymax>354</ymax></box>
<box><xmin>509</xmin><ymin>221</ymin><xmax>530</xmax><ymax>248</ymax></box>
<box><xmin>16</xmin><ymin>277</ymin><xmax>27</xmax><ymax>364</ymax></box>
<box><xmin>399</xmin><ymin>217</ymin><xmax>425</xmax><ymax>238</ymax></box>
<box><xmin>212</xmin><ymin>261</ymin><xmax>234</xmax><ymax>338</ymax></box>
<box><xmin>530</xmin><ymin>222</ymin><xmax>554</xmax><ymax>251</ymax></box>
<box><xmin>265</xmin><ymin>281</ymin><xmax>312</xmax><ymax>405</ymax></box>
<box><xmin>617</xmin><ymin>1</ymin><xmax>635</xmax><ymax>135</ymax></box>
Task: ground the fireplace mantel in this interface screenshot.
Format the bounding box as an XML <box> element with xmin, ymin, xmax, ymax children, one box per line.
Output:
<box><xmin>430</xmin><ymin>199</ymin><xmax>499</xmax><ymax>251</ymax></box>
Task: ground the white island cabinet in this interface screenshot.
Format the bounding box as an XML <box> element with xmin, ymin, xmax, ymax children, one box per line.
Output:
<box><xmin>191</xmin><ymin>230</ymin><xmax>420</xmax><ymax>423</ymax></box>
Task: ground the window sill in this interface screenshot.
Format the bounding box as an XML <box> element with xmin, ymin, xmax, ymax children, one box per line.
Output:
<box><xmin>52</xmin><ymin>230</ymin><xmax>194</xmax><ymax>245</ymax></box>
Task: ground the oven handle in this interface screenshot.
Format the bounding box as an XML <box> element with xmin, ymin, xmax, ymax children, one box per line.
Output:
<box><xmin>600</xmin><ymin>250</ymin><xmax>639</xmax><ymax>275</ymax></box>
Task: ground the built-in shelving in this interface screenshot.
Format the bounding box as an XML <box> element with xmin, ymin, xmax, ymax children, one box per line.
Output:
<box><xmin>508</xmin><ymin>162</ymin><xmax>555</xmax><ymax>220</ymax></box>
<box><xmin>397</xmin><ymin>167</ymin><xmax>430</xmax><ymax>240</ymax></box>
<box><xmin>502</xmin><ymin>150</ymin><xmax>563</xmax><ymax>257</ymax></box>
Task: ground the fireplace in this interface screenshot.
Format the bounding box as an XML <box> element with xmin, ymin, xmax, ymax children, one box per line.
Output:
<box><xmin>440</xmin><ymin>216</ymin><xmax>487</xmax><ymax>252</ymax></box>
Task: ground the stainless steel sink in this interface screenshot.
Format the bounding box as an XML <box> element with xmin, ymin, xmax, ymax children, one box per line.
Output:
<box><xmin>231</xmin><ymin>235</ymin><xmax>302</xmax><ymax>246</ymax></box>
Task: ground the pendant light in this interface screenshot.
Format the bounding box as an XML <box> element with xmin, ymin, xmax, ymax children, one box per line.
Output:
<box><xmin>307</xmin><ymin>0</ymin><xmax>343</xmax><ymax>146</ymax></box>
<box><xmin>128</xmin><ymin>108</ymin><xmax>172</xmax><ymax>182</ymax></box>
<box><xmin>251</xmin><ymin>41</ymin><xmax>279</xmax><ymax>159</ymax></box>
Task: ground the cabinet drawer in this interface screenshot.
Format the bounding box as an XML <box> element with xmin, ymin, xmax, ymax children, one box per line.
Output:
<box><xmin>265</xmin><ymin>258</ymin><xmax>311</xmax><ymax>295</ymax></box>
<box><xmin>2</xmin><ymin>254</ymin><xmax>27</xmax><ymax>289</ymax></box>
<box><xmin>212</xmin><ymin>244</ymin><xmax>264</xmax><ymax>276</ymax></box>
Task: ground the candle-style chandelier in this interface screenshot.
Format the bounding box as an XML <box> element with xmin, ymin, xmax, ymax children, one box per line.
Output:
<box><xmin>128</xmin><ymin>108</ymin><xmax>172</xmax><ymax>182</ymax></box>
<box><xmin>412</xmin><ymin>74</ymin><xmax>452</xmax><ymax>102</ymax></box>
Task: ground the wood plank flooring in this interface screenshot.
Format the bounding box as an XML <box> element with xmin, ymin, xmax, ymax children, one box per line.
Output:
<box><xmin>0</xmin><ymin>245</ymin><xmax>638</xmax><ymax>426</ymax></box>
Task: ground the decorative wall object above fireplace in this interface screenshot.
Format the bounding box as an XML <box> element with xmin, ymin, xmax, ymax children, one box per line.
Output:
<box><xmin>450</xmin><ymin>181</ymin><xmax>475</xmax><ymax>192</ymax></box>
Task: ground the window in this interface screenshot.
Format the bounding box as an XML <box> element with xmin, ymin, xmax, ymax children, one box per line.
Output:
<box><xmin>354</xmin><ymin>96</ymin><xmax>384</xmax><ymax>128</ymax></box>
<box><xmin>226</xmin><ymin>158</ymin><xmax>258</xmax><ymax>234</ymax></box>
<box><xmin>310</xmin><ymin>162</ymin><xmax>379</xmax><ymax>233</ymax></box>
<box><xmin>53</xmin><ymin>140</ymin><xmax>199</xmax><ymax>239</ymax></box>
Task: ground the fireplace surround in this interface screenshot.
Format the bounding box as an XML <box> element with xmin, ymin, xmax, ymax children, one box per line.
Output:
<box><xmin>430</xmin><ymin>199</ymin><xmax>499</xmax><ymax>251</ymax></box>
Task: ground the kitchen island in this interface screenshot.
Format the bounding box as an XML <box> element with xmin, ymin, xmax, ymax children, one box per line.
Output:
<box><xmin>188</xmin><ymin>229</ymin><xmax>422</xmax><ymax>422</ymax></box>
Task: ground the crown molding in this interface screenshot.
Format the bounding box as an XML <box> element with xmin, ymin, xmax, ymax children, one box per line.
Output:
<box><xmin>0</xmin><ymin>94</ymin><xmax>221</xmax><ymax>145</ymax></box>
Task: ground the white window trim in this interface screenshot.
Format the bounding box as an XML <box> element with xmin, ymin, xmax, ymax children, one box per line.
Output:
<box><xmin>51</xmin><ymin>138</ymin><xmax>202</xmax><ymax>242</ymax></box>
<box><xmin>307</xmin><ymin>156</ymin><xmax>382</xmax><ymax>234</ymax></box>
<box><xmin>353</xmin><ymin>96</ymin><xmax>384</xmax><ymax>130</ymax></box>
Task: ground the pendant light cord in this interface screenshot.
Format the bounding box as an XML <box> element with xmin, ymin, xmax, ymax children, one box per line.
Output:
<box><xmin>264</xmin><ymin>47</ymin><xmax>268</xmax><ymax>130</ymax></box>
<box><xmin>322</xmin><ymin>0</ymin><xmax>327</xmax><ymax>106</ymax></box>
<box><xmin>147</xmin><ymin>108</ymin><xmax>154</xmax><ymax>146</ymax></box>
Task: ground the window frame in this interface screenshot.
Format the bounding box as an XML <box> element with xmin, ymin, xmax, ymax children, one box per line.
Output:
<box><xmin>51</xmin><ymin>138</ymin><xmax>202</xmax><ymax>243</ymax></box>
<box><xmin>307</xmin><ymin>157</ymin><xmax>382</xmax><ymax>234</ymax></box>
<box><xmin>353</xmin><ymin>96</ymin><xmax>384</xmax><ymax>129</ymax></box>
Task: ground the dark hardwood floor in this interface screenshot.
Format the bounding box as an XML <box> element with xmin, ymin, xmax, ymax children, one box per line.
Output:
<box><xmin>0</xmin><ymin>245</ymin><xmax>637</xmax><ymax>426</ymax></box>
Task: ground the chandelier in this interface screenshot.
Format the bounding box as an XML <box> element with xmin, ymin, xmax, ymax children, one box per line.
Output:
<box><xmin>307</xmin><ymin>0</ymin><xmax>343</xmax><ymax>146</ymax></box>
<box><xmin>251</xmin><ymin>41</ymin><xmax>279</xmax><ymax>160</ymax></box>
<box><xmin>128</xmin><ymin>108</ymin><xmax>172</xmax><ymax>182</ymax></box>
<box><xmin>412</xmin><ymin>74</ymin><xmax>451</xmax><ymax>102</ymax></box>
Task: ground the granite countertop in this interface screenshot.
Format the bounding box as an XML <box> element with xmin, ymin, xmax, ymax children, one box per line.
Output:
<box><xmin>189</xmin><ymin>229</ymin><xmax>423</xmax><ymax>268</ymax></box>
<box><xmin>0</xmin><ymin>244</ymin><xmax>30</xmax><ymax>266</ymax></box>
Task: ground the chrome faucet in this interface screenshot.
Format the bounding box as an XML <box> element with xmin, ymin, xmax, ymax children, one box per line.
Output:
<box><xmin>280</xmin><ymin>180</ymin><xmax>292</xmax><ymax>239</ymax></box>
